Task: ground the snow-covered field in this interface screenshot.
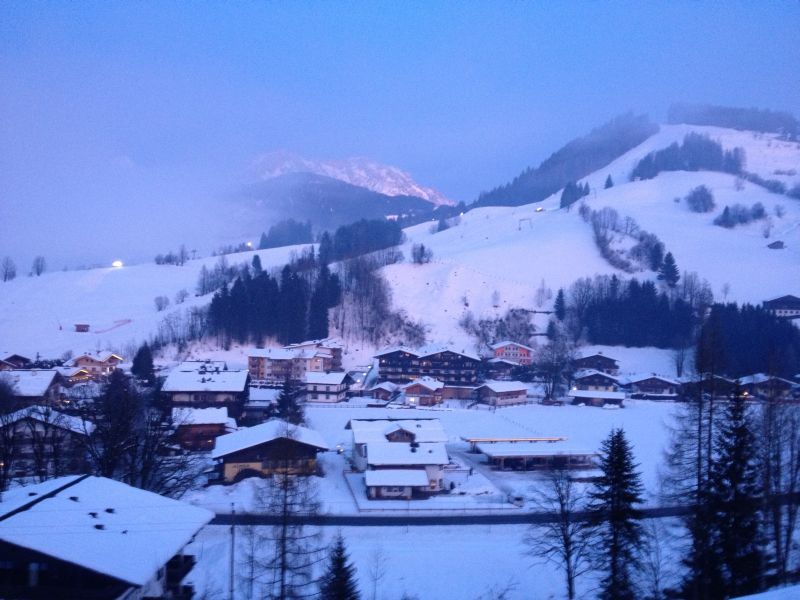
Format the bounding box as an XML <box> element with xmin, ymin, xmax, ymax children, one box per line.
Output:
<box><xmin>184</xmin><ymin>400</ymin><xmax>678</xmax><ymax>519</ymax></box>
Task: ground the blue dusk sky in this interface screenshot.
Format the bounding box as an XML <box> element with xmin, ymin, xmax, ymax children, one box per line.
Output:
<box><xmin>1</xmin><ymin>1</ymin><xmax>798</xmax><ymax>266</ymax></box>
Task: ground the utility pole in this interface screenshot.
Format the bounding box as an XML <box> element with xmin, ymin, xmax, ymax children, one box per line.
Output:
<box><xmin>229</xmin><ymin>502</ymin><xmax>235</xmax><ymax>600</ymax></box>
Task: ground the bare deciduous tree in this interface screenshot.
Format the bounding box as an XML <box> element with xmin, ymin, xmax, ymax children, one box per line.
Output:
<box><xmin>245</xmin><ymin>424</ymin><xmax>324</xmax><ymax>599</ymax></box>
<box><xmin>1</xmin><ymin>257</ymin><xmax>16</xmax><ymax>282</ymax></box>
<box><xmin>368</xmin><ymin>545</ymin><xmax>388</xmax><ymax>600</ymax></box>
<box><xmin>524</xmin><ymin>470</ymin><xmax>589</xmax><ymax>600</ymax></box>
<box><xmin>759</xmin><ymin>399</ymin><xmax>800</xmax><ymax>583</ymax></box>
<box><xmin>31</xmin><ymin>255</ymin><xmax>46</xmax><ymax>276</ymax></box>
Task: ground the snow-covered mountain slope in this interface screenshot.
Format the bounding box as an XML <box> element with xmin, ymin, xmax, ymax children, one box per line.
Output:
<box><xmin>1</xmin><ymin>125</ymin><xmax>797</xmax><ymax>359</ymax></box>
<box><xmin>386</xmin><ymin>125</ymin><xmax>800</xmax><ymax>348</ymax></box>
<box><xmin>251</xmin><ymin>150</ymin><xmax>454</xmax><ymax>206</ymax></box>
<box><xmin>0</xmin><ymin>246</ymin><xmax>303</xmax><ymax>359</ymax></box>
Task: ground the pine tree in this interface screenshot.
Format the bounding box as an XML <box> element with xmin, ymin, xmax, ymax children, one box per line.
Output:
<box><xmin>554</xmin><ymin>288</ymin><xmax>566</xmax><ymax>321</ymax></box>
<box><xmin>657</xmin><ymin>252</ymin><xmax>680</xmax><ymax>287</ymax></box>
<box><xmin>131</xmin><ymin>343</ymin><xmax>155</xmax><ymax>383</ymax></box>
<box><xmin>258</xmin><ymin>232</ymin><xmax>269</xmax><ymax>249</ymax></box>
<box><xmin>319</xmin><ymin>533</ymin><xmax>360</xmax><ymax>600</ymax></box>
<box><xmin>586</xmin><ymin>428</ymin><xmax>645</xmax><ymax>600</ymax></box>
<box><xmin>318</xmin><ymin>231</ymin><xmax>334</xmax><ymax>266</ymax></box>
<box><xmin>275</xmin><ymin>377</ymin><xmax>306</xmax><ymax>425</ymax></box>
<box><xmin>252</xmin><ymin>254</ymin><xmax>263</xmax><ymax>275</ymax></box>
<box><xmin>710</xmin><ymin>390</ymin><xmax>765</xmax><ymax>597</ymax></box>
<box><xmin>308</xmin><ymin>283</ymin><xmax>330</xmax><ymax>340</ymax></box>
<box><xmin>605</xmin><ymin>174</ymin><xmax>614</xmax><ymax>189</ymax></box>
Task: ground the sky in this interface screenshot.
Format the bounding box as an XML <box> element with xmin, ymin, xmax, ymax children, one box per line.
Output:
<box><xmin>1</xmin><ymin>1</ymin><xmax>799</xmax><ymax>268</ymax></box>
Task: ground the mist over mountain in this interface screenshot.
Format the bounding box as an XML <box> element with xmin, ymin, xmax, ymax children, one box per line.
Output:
<box><xmin>475</xmin><ymin>113</ymin><xmax>659</xmax><ymax>207</ymax></box>
<box><xmin>239</xmin><ymin>171</ymin><xmax>435</xmax><ymax>232</ymax></box>
<box><xmin>252</xmin><ymin>151</ymin><xmax>454</xmax><ymax>206</ymax></box>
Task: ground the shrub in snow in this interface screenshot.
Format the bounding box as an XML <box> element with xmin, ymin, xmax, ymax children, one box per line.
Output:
<box><xmin>154</xmin><ymin>295</ymin><xmax>170</xmax><ymax>312</ymax></box>
<box><xmin>685</xmin><ymin>185</ymin><xmax>715</xmax><ymax>213</ymax></box>
<box><xmin>713</xmin><ymin>203</ymin><xmax>767</xmax><ymax>228</ymax></box>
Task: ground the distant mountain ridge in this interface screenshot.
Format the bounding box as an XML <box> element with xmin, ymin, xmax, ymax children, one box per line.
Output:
<box><xmin>475</xmin><ymin>113</ymin><xmax>659</xmax><ymax>207</ymax></box>
<box><xmin>252</xmin><ymin>150</ymin><xmax>454</xmax><ymax>206</ymax></box>
<box><xmin>241</xmin><ymin>172</ymin><xmax>434</xmax><ymax>231</ymax></box>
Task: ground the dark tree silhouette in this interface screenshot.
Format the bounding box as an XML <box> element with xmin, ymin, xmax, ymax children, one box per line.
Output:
<box><xmin>586</xmin><ymin>428</ymin><xmax>645</xmax><ymax>600</ymax></box>
<box><xmin>319</xmin><ymin>533</ymin><xmax>361</xmax><ymax>600</ymax></box>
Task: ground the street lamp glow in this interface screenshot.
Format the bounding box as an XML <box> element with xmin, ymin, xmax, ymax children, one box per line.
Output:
<box><xmin>112</xmin><ymin>260</ymin><xmax>124</xmax><ymax>268</ymax></box>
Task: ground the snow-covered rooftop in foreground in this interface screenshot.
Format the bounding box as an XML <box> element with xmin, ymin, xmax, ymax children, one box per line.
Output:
<box><xmin>162</xmin><ymin>367</ymin><xmax>248</xmax><ymax>393</ymax></box>
<box><xmin>212</xmin><ymin>419</ymin><xmax>328</xmax><ymax>459</ymax></box>
<box><xmin>365</xmin><ymin>469</ymin><xmax>429</xmax><ymax>487</ymax></box>
<box><xmin>367</xmin><ymin>442</ymin><xmax>448</xmax><ymax>466</ymax></box>
<box><xmin>0</xmin><ymin>369</ymin><xmax>58</xmax><ymax>396</ymax></box>
<box><xmin>348</xmin><ymin>419</ymin><xmax>448</xmax><ymax>444</ymax></box>
<box><xmin>0</xmin><ymin>476</ymin><xmax>213</xmax><ymax>587</ymax></box>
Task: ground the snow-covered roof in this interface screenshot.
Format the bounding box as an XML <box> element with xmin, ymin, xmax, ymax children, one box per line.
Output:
<box><xmin>490</xmin><ymin>340</ymin><xmax>535</xmax><ymax>352</ymax></box>
<box><xmin>0</xmin><ymin>475</ymin><xmax>213</xmax><ymax>587</ymax></box>
<box><xmin>172</xmin><ymin>407</ymin><xmax>236</xmax><ymax>428</ymax></box>
<box><xmin>573</xmin><ymin>369</ymin><xmax>620</xmax><ymax>382</ymax></box>
<box><xmin>4</xmin><ymin>406</ymin><xmax>93</xmax><ymax>435</ymax></box>
<box><xmin>248</xmin><ymin>347</ymin><xmax>319</xmax><ymax>360</ymax></box>
<box><xmin>70</xmin><ymin>351</ymin><xmax>123</xmax><ymax>364</ymax></box>
<box><xmin>348</xmin><ymin>419</ymin><xmax>448</xmax><ymax>444</ymax></box>
<box><xmin>476</xmin><ymin>380</ymin><xmax>529</xmax><ymax>394</ymax></box>
<box><xmin>248</xmin><ymin>387</ymin><xmax>281</xmax><ymax>403</ymax></box>
<box><xmin>403</xmin><ymin>377</ymin><xmax>445</xmax><ymax>392</ymax></box>
<box><xmin>374</xmin><ymin>345</ymin><xmax>481</xmax><ymax>362</ymax></box>
<box><xmin>0</xmin><ymin>369</ymin><xmax>58</xmax><ymax>397</ymax></box>
<box><xmin>476</xmin><ymin>441</ymin><xmax>597</xmax><ymax>458</ymax></box>
<box><xmin>305</xmin><ymin>371</ymin><xmax>349</xmax><ymax>385</ymax></box>
<box><xmin>174</xmin><ymin>360</ymin><xmax>229</xmax><ymax>372</ymax></box>
<box><xmin>366</xmin><ymin>442</ymin><xmax>448</xmax><ymax>466</ymax></box>
<box><xmin>286</xmin><ymin>337</ymin><xmax>344</xmax><ymax>349</ymax></box>
<box><xmin>488</xmin><ymin>358</ymin><xmax>519</xmax><ymax>366</ymax></box>
<box><xmin>162</xmin><ymin>367</ymin><xmax>248</xmax><ymax>393</ymax></box>
<box><xmin>55</xmin><ymin>365</ymin><xmax>90</xmax><ymax>378</ymax></box>
<box><xmin>568</xmin><ymin>389</ymin><xmax>626</xmax><ymax>400</ymax></box>
<box><xmin>574</xmin><ymin>352</ymin><xmax>619</xmax><ymax>362</ymax></box>
<box><xmin>629</xmin><ymin>374</ymin><xmax>679</xmax><ymax>385</ymax></box>
<box><xmin>365</xmin><ymin>469</ymin><xmax>429</xmax><ymax>487</ymax></box>
<box><xmin>212</xmin><ymin>419</ymin><xmax>328</xmax><ymax>459</ymax></box>
<box><xmin>739</xmin><ymin>373</ymin><xmax>795</xmax><ymax>386</ymax></box>
<box><xmin>369</xmin><ymin>381</ymin><xmax>399</xmax><ymax>393</ymax></box>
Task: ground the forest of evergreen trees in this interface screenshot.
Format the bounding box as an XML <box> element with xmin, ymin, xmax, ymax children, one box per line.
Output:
<box><xmin>319</xmin><ymin>218</ymin><xmax>404</xmax><ymax>262</ymax></box>
<box><xmin>475</xmin><ymin>112</ymin><xmax>658</xmax><ymax>207</ymax></box>
<box><xmin>630</xmin><ymin>132</ymin><xmax>745</xmax><ymax>181</ymax></box>
<box><xmin>668</xmin><ymin>102</ymin><xmax>799</xmax><ymax>138</ymax></box>
<box><xmin>258</xmin><ymin>219</ymin><xmax>313</xmax><ymax>249</ymax></box>
<box><xmin>207</xmin><ymin>258</ymin><xmax>341</xmax><ymax>347</ymax></box>
<box><xmin>578</xmin><ymin>277</ymin><xmax>696</xmax><ymax>348</ymax></box>
<box><xmin>696</xmin><ymin>303</ymin><xmax>800</xmax><ymax>378</ymax></box>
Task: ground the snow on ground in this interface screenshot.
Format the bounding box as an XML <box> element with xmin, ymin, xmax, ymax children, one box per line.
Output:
<box><xmin>579</xmin><ymin>344</ymin><xmax>688</xmax><ymax>380</ymax></box>
<box><xmin>187</xmin><ymin>516</ymin><xmax>691</xmax><ymax>600</ymax></box>
<box><xmin>389</xmin><ymin>126</ymin><xmax>800</xmax><ymax>347</ymax></box>
<box><xmin>187</xmin><ymin>523</ymin><xmax>586</xmax><ymax>600</ymax></box>
<box><xmin>0</xmin><ymin>245</ymin><xmax>303</xmax><ymax>359</ymax></box>
<box><xmin>185</xmin><ymin>400</ymin><xmax>678</xmax><ymax>518</ymax></box>
<box><xmin>736</xmin><ymin>585</ymin><xmax>800</xmax><ymax>600</ymax></box>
